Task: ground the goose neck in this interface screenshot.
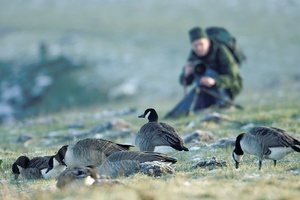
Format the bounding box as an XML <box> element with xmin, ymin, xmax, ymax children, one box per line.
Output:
<box><xmin>234</xmin><ymin>133</ymin><xmax>245</xmax><ymax>155</ymax></box>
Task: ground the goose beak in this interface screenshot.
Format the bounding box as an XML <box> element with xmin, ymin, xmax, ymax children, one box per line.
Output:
<box><xmin>45</xmin><ymin>167</ymin><xmax>51</xmax><ymax>174</ymax></box>
<box><xmin>235</xmin><ymin>161</ymin><xmax>239</xmax><ymax>169</ymax></box>
<box><xmin>14</xmin><ymin>174</ymin><xmax>19</xmax><ymax>179</ymax></box>
<box><xmin>232</xmin><ymin>151</ymin><xmax>242</xmax><ymax>169</ymax></box>
<box><xmin>61</xmin><ymin>161</ymin><xmax>67</xmax><ymax>167</ymax></box>
<box><xmin>138</xmin><ymin>114</ymin><xmax>144</xmax><ymax>118</ymax></box>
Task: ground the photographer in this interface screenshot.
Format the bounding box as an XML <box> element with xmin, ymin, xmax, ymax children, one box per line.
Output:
<box><xmin>165</xmin><ymin>27</ymin><xmax>243</xmax><ymax>118</ymax></box>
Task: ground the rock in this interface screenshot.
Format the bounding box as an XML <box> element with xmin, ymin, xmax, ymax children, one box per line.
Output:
<box><xmin>110</xmin><ymin>118</ymin><xmax>131</xmax><ymax>129</ymax></box>
<box><xmin>199</xmin><ymin>112</ymin><xmax>233</xmax><ymax>123</ymax></box>
<box><xmin>108</xmin><ymin>78</ymin><xmax>140</xmax><ymax>99</ymax></box>
<box><xmin>16</xmin><ymin>134</ymin><xmax>33</xmax><ymax>143</ymax></box>
<box><xmin>192</xmin><ymin>157</ymin><xmax>229</xmax><ymax>169</ymax></box>
<box><xmin>90</xmin><ymin>118</ymin><xmax>131</xmax><ymax>135</ymax></box>
<box><xmin>207</xmin><ymin>138</ymin><xmax>236</xmax><ymax>148</ymax></box>
<box><xmin>240</xmin><ymin>123</ymin><xmax>255</xmax><ymax>130</ymax></box>
<box><xmin>67</xmin><ymin>123</ymin><xmax>85</xmax><ymax>129</ymax></box>
<box><xmin>183</xmin><ymin>130</ymin><xmax>215</xmax><ymax>144</ymax></box>
<box><xmin>93</xmin><ymin>108</ymin><xmax>136</xmax><ymax>119</ymax></box>
<box><xmin>139</xmin><ymin>161</ymin><xmax>175</xmax><ymax>177</ymax></box>
<box><xmin>90</xmin><ymin>122</ymin><xmax>113</xmax><ymax>133</ymax></box>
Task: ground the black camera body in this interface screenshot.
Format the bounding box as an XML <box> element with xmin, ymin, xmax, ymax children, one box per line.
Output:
<box><xmin>192</xmin><ymin>60</ymin><xmax>208</xmax><ymax>76</ymax></box>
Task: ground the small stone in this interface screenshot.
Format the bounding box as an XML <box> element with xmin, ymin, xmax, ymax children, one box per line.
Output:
<box><xmin>192</xmin><ymin>157</ymin><xmax>229</xmax><ymax>169</ymax></box>
<box><xmin>199</xmin><ymin>112</ymin><xmax>233</xmax><ymax>123</ymax></box>
<box><xmin>16</xmin><ymin>134</ymin><xmax>32</xmax><ymax>143</ymax></box>
<box><xmin>207</xmin><ymin>138</ymin><xmax>236</xmax><ymax>148</ymax></box>
<box><xmin>183</xmin><ymin>130</ymin><xmax>215</xmax><ymax>144</ymax></box>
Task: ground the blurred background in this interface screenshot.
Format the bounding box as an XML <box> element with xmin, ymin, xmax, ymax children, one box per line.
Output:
<box><xmin>0</xmin><ymin>0</ymin><xmax>299</xmax><ymax>122</ymax></box>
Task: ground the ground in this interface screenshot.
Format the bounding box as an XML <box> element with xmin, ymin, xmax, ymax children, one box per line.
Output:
<box><xmin>0</xmin><ymin>0</ymin><xmax>300</xmax><ymax>200</ymax></box>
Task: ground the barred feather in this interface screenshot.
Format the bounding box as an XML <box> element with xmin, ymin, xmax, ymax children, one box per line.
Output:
<box><xmin>98</xmin><ymin>151</ymin><xmax>177</xmax><ymax>178</ymax></box>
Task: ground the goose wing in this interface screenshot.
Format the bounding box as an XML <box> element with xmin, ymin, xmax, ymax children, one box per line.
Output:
<box><xmin>75</xmin><ymin>138</ymin><xmax>132</xmax><ymax>156</ymax></box>
<box><xmin>98</xmin><ymin>151</ymin><xmax>176</xmax><ymax>178</ymax></box>
<box><xmin>158</xmin><ymin>122</ymin><xmax>188</xmax><ymax>150</ymax></box>
<box><xmin>29</xmin><ymin>156</ymin><xmax>51</xmax><ymax>170</ymax></box>
<box><xmin>23</xmin><ymin>168</ymin><xmax>44</xmax><ymax>179</ymax></box>
<box><xmin>159</xmin><ymin>122</ymin><xmax>182</xmax><ymax>139</ymax></box>
<box><xmin>141</xmin><ymin>122</ymin><xmax>184</xmax><ymax>146</ymax></box>
<box><xmin>104</xmin><ymin>151</ymin><xmax>177</xmax><ymax>163</ymax></box>
<box><xmin>250</xmin><ymin>126</ymin><xmax>296</xmax><ymax>148</ymax></box>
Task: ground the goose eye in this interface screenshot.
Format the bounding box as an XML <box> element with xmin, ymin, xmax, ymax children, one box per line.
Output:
<box><xmin>77</xmin><ymin>170</ymin><xmax>85</xmax><ymax>175</ymax></box>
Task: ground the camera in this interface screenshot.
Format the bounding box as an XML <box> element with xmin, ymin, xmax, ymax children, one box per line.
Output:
<box><xmin>192</xmin><ymin>60</ymin><xmax>208</xmax><ymax>76</ymax></box>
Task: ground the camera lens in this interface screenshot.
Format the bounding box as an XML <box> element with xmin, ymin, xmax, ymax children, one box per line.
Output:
<box><xmin>193</xmin><ymin>61</ymin><xmax>207</xmax><ymax>76</ymax></box>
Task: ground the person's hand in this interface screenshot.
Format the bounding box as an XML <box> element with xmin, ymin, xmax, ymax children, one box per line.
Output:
<box><xmin>184</xmin><ymin>62</ymin><xmax>193</xmax><ymax>77</ymax></box>
<box><xmin>200</xmin><ymin>76</ymin><xmax>216</xmax><ymax>87</ymax></box>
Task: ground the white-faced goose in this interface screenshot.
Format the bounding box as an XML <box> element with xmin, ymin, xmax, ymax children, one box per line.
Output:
<box><xmin>45</xmin><ymin>155</ymin><xmax>67</xmax><ymax>179</ymax></box>
<box><xmin>12</xmin><ymin>155</ymin><xmax>53</xmax><ymax>179</ymax></box>
<box><xmin>232</xmin><ymin>126</ymin><xmax>300</xmax><ymax>170</ymax></box>
<box><xmin>56</xmin><ymin>166</ymin><xmax>99</xmax><ymax>189</ymax></box>
<box><xmin>97</xmin><ymin>150</ymin><xmax>177</xmax><ymax>178</ymax></box>
<box><xmin>46</xmin><ymin>138</ymin><xmax>133</xmax><ymax>173</ymax></box>
<box><xmin>135</xmin><ymin>108</ymin><xmax>189</xmax><ymax>152</ymax></box>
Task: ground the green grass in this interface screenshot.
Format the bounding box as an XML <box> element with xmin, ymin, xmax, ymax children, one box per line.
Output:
<box><xmin>1</xmin><ymin>91</ymin><xmax>300</xmax><ymax>200</ymax></box>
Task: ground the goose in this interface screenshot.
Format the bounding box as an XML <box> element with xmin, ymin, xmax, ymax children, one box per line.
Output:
<box><xmin>12</xmin><ymin>155</ymin><xmax>53</xmax><ymax>179</ymax></box>
<box><xmin>97</xmin><ymin>150</ymin><xmax>177</xmax><ymax>178</ymax></box>
<box><xmin>135</xmin><ymin>108</ymin><xmax>189</xmax><ymax>152</ymax></box>
<box><xmin>46</xmin><ymin>138</ymin><xmax>133</xmax><ymax>173</ymax></box>
<box><xmin>232</xmin><ymin>126</ymin><xmax>300</xmax><ymax>170</ymax></box>
<box><xmin>45</xmin><ymin>155</ymin><xmax>67</xmax><ymax>179</ymax></box>
<box><xmin>56</xmin><ymin>166</ymin><xmax>99</xmax><ymax>189</ymax></box>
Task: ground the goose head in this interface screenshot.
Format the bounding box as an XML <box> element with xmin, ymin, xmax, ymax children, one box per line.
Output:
<box><xmin>232</xmin><ymin>133</ymin><xmax>245</xmax><ymax>169</ymax></box>
<box><xmin>12</xmin><ymin>156</ymin><xmax>30</xmax><ymax>179</ymax></box>
<box><xmin>56</xmin><ymin>166</ymin><xmax>99</xmax><ymax>189</ymax></box>
<box><xmin>139</xmin><ymin>108</ymin><xmax>158</xmax><ymax>122</ymax></box>
<box><xmin>46</xmin><ymin>145</ymin><xmax>68</xmax><ymax>174</ymax></box>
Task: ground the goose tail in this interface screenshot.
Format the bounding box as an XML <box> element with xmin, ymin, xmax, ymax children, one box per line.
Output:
<box><xmin>171</xmin><ymin>144</ymin><xmax>189</xmax><ymax>152</ymax></box>
<box><xmin>163</xmin><ymin>156</ymin><xmax>177</xmax><ymax>164</ymax></box>
<box><xmin>182</xmin><ymin>146</ymin><xmax>189</xmax><ymax>151</ymax></box>
<box><xmin>293</xmin><ymin>138</ymin><xmax>300</xmax><ymax>146</ymax></box>
<box><xmin>292</xmin><ymin>145</ymin><xmax>300</xmax><ymax>153</ymax></box>
<box><xmin>116</xmin><ymin>143</ymin><xmax>134</xmax><ymax>150</ymax></box>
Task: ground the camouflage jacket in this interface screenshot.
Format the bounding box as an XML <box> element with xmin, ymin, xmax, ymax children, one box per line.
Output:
<box><xmin>180</xmin><ymin>39</ymin><xmax>243</xmax><ymax>100</ymax></box>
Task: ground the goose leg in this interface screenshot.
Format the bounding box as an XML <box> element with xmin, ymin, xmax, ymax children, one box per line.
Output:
<box><xmin>258</xmin><ymin>160</ymin><xmax>262</xmax><ymax>170</ymax></box>
<box><xmin>273</xmin><ymin>160</ymin><xmax>277</xmax><ymax>167</ymax></box>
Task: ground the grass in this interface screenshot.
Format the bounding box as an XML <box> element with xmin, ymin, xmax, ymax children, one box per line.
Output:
<box><xmin>1</xmin><ymin>0</ymin><xmax>300</xmax><ymax>199</ymax></box>
<box><xmin>1</xmin><ymin>90</ymin><xmax>300</xmax><ymax>200</ymax></box>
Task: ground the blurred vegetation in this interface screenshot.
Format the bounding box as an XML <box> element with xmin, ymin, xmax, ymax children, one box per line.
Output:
<box><xmin>0</xmin><ymin>0</ymin><xmax>299</xmax><ymax>120</ymax></box>
<box><xmin>0</xmin><ymin>51</ymin><xmax>108</xmax><ymax>120</ymax></box>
